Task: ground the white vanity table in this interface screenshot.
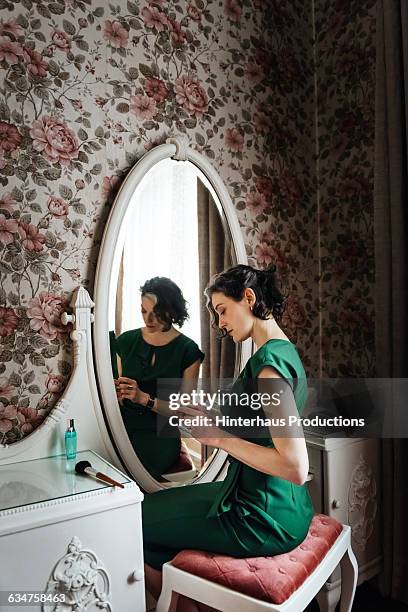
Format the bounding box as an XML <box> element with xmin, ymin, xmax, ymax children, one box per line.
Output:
<box><xmin>0</xmin><ymin>450</ymin><xmax>145</xmax><ymax>612</ymax></box>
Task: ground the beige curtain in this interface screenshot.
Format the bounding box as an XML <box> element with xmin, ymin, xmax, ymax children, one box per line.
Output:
<box><xmin>197</xmin><ymin>178</ymin><xmax>235</xmax><ymax>380</ymax></box>
<box><xmin>375</xmin><ymin>0</ymin><xmax>408</xmax><ymax>602</ymax></box>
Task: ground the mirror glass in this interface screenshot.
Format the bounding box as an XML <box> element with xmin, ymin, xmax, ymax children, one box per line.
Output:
<box><xmin>108</xmin><ymin>158</ymin><xmax>238</xmax><ymax>486</ymax></box>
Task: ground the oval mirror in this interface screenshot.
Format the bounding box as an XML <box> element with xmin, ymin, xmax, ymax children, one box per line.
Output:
<box><xmin>94</xmin><ymin>137</ymin><xmax>251</xmax><ymax>492</ymax></box>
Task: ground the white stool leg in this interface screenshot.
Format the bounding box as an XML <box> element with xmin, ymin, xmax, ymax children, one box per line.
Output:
<box><xmin>315</xmin><ymin>585</ymin><xmax>341</xmax><ymax>612</ymax></box>
<box><xmin>156</xmin><ymin>585</ymin><xmax>179</xmax><ymax>612</ymax></box>
<box><xmin>339</xmin><ymin>545</ymin><xmax>358</xmax><ymax>612</ymax></box>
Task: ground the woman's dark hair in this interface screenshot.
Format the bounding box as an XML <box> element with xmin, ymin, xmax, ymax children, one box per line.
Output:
<box><xmin>204</xmin><ymin>264</ymin><xmax>285</xmax><ymax>336</ymax></box>
<box><xmin>140</xmin><ymin>277</ymin><xmax>189</xmax><ymax>330</ymax></box>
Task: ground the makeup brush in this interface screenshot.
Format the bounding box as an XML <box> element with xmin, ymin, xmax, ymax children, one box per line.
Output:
<box><xmin>75</xmin><ymin>460</ymin><xmax>125</xmax><ymax>489</ymax></box>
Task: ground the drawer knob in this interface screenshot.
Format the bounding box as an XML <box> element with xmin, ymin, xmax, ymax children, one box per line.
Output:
<box><xmin>132</xmin><ymin>569</ymin><xmax>144</xmax><ymax>582</ymax></box>
<box><xmin>332</xmin><ymin>499</ymin><xmax>341</xmax><ymax>509</ymax></box>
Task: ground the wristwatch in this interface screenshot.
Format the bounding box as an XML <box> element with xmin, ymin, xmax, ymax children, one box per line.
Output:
<box><xmin>145</xmin><ymin>395</ymin><xmax>155</xmax><ymax>410</ymax></box>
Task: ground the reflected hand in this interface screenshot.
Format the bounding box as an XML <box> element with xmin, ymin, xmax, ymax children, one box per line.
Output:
<box><xmin>115</xmin><ymin>377</ymin><xmax>141</xmax><ymax>405</ymax></box>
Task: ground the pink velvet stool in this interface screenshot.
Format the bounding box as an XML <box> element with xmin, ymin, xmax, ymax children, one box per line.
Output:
<box><xmin>155</xmin><ymin>514</ymin><xmax>358</xmax><ymax>612</ymax></box>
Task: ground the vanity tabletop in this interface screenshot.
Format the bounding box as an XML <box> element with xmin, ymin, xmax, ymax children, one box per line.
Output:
<box><xmin>0</xmin><ymin>450</ymin><xmax>131</xmax><ymax>513</ymax></box>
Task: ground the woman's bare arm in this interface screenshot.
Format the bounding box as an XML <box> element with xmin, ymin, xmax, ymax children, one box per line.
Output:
<box><xmin>207</xmin><ymin>366</ymin><xmax>309</xmax><ymax>485</ymax></box>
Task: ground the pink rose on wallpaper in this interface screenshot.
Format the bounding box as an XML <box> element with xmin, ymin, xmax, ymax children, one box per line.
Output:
<box><xmin>187</xmin><ymin>4</ymin><xmax>201</xmax><ymax>21</ymax></box>
<box><xmin>255</xmin><ymin>243</ymin><xmax>273</xmax><ymax>266</ymax></box>
<box><xmin>27</xmin><ymin>292</ymin><xmax>67</xmax><ymax>340</ymax></box>
<box><xmin>255</xmin><ymin>48</ymin><xmax>269</xmax><ymax>67</ymax></box>
<box><xmin>48</xmin><ymin>196</ymin><xmax>68</xmax><ymax>218</ymax></box>
<box><xmin>0</xmin><ymin>307</ymin><xmax>18</xmax><ymax>337</ymax></box>
<box><xmin>141</xmin><ymin>6</ymin><xmax>169</xmax><ymax>32</ymax></box>
<box><xmin>280</xmin><ymin>171</ymin><xmax>302</xmax><ymax>206</ymax></box>
<box><xmin>246</xmin><ymin>191</ymin><xmax>267</xmax><ymax>213</ymax></box>
<box><xmin>0</xmin><ymin>404</ymin><xmax>17</xmax><ymax>433</ymax></box>
<box><xmin>269</xmin><ymin>246</ymin><xmax>289</xmax><ymax>274</ymax></box>
<box><xmin>103</xmin><ymin>20</ymin><xmax>129</xmax><ymax>48</ymax></box>
<box><xmin>18</xmin><ymin>223</ymin><xmax>45</xmax><ymax>252</ymax></box>
<box><xmin>46</xmin><ymin>374</ymin><xmax>65</xmax><ymax>394</ymax></box>
<box><xmin>225</xmin><ymin>128</ymin><xmax>244</xmax><ymax>152</ymax></box>
<box><xmin>254</xmin><ymin>112</ymin><xmax>272</xmax><ymax>133</ymax></box>
<box><xmin>259</xmin><ymin>231</ymin><xmax>273</xmax><ymax>244</ymax></box>
<box><xmin>0</xmin><ymin>215</ymin><xmax>19</xmax><ymax>244</ymax></box>
<box><xmin>0</xmin><ymin>121</ymin><xmax>21</xmax><ymax>152</ymax></box>
<box><xmin>144</xmin><ymin>133</ymin><xmax>168</xmax><ymax>151</ymax></box>
<box><xmin>145</xmin><ymin>77</ymin><xmax>168</xmax><ymax>102</ymax></box>
<box><xmin>17</xmin><ymin>407</ymin><xmax>43</xmax><ymax>434</ymax></box>
<box><xmin>0</xmin><ymin>38</ymin><xmax>23</xmax><ymax>64</ymax></box>
<box><xmin>168</xmin><ymin>18</ymin><xmax>186</xmax><ymax>45</ymax></box>
<box><xmin>244</xmin><ymin>61</ymin><xmax>265</xmax><ymax>83</ymax></box>
<box><xmin>101</xmin><ymin>175</ymin><xmax>121</xmax><ymax>202</ymax></box>
<box><xmin>52</xmin><ymin>30</ymin><xmax>71</xmax><ymax>51</ymax></box>
<box><xmin>23</xmin><ymin>47</ymin><xmax>48</xmax><ymax>77</ymax></box>
<box><xmin>224</xmin><ymin>0</ymin><xmax>242</xmax><ymax>21</ymax></box>
<box><xmin>130</xmin><ymin>94</ymin><xmax>157</xmax><ymax>120</ymax></box>
<box><xmin>0</xmin><ymin>19</ymin><xmax>24</xmax><ymax>37</ymax></box>
<box><xmin>0</xmin><ymin>377</ymin><xmax>15</xmax><ymax>399</ymax></box>
<box><xmin>174</xmin><ymin>76</ymin><xmax>208</xmax><ymax>119</ymax></box>
<box><xmin>256</xmin><ymin>175</ymin><xmax>273</xmax><ymax>196</ymax></box>
<box><xmin>30</xmin><ymin>116</ymin><xmax>79</xmax><ymax>166</ymax></box>
<box><xmin>281</xmin><ymin>295</ymin><xmax>307</xmax><ymax>329</ymax></box>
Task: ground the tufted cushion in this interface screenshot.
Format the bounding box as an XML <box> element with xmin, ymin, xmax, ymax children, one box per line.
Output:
<box><xmin>171</xmin><ymin>514</ymin><xmax>342</xmax><ymax>604</ymax></box>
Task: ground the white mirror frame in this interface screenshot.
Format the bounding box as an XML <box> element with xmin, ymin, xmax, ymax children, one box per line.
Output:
<box><xmin>93</xmin><ymin>136</ymin><xmax>251</xmax><ymax>492</ymax></box>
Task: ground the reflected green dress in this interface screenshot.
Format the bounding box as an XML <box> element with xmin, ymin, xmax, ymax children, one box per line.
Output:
<box><xmin>142</xmin><ymin>339</ymin><xmax>315</xmax><ymax>569</ymax></box>
<box><xmin>114</xmin><ymin>329</ymin><xmax>204</xmax><ymax>480</ymax></box>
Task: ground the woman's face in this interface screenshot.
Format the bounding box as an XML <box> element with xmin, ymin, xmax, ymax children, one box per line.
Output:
<box><xmin>141</xmin><ymin>295</ymin><xmax>165</xmax><ymax>332</ymax></box>
<box><xmin>211</xmin><ymin>291</ymin><xmax>254</xmax><ymax>343</ymax></box>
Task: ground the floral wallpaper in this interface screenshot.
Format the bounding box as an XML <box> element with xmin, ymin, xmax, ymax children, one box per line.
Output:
<box><xmin>0</xmin><ymin>0</ymin><xmax>375</xmax><ymax>443</ymax></box>
<box><xmin>315</xmin><ymin>0</ymin><xmax>376</xmax><ymax>377</ymax></box>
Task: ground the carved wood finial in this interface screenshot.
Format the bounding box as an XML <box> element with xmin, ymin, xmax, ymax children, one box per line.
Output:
<box><xmin>167</xmin><ymin>135</ymin><xmax>190</xmax><ymax>161</ymax></box>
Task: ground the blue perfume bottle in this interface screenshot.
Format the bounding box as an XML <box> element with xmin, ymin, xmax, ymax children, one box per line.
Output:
<box><xmin>65</xmin><ymin>418</ymin><xmax>77</xmax><ymax>460</ymax></box>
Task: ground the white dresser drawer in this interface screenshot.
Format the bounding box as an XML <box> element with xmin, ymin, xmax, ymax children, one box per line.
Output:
<box><xmin>0</xmin><ymin>451</ymin><xmax>146</xmax><ymax>612</ymax></box>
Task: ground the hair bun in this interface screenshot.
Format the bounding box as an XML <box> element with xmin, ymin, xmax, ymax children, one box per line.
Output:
<box><xmin>257</xmin><ymin>265</ymin><xmax>285</xmax><ymax>317</ymax></box>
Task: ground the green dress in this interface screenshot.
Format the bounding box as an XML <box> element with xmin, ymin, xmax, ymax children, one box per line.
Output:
<box><xmin>142</xmin><ymin>339</ymin><xmax>315</xmax><ymax>569</ymax></box>
<box><xmin>114</xmin><ymin>328</ymin><xmax>204</xmax><ymax>480</ymax></box>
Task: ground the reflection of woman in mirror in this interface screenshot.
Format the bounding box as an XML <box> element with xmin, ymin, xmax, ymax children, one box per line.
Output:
<box><xmin>142</xmin><ymin>265</ymin><xmax>314</xmax><ymax>612</ymax></box>
<box><xmin>112</xmin><ymin>277</ymin><xmax>204</xmax><ymax>481</ymax></box>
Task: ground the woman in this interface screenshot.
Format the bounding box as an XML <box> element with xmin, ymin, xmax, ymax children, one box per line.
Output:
<box><xmin>114</xmin><ymin>276</ymin><xmax>204</xmax><ymax>480</ymax></box>
<box><xmin>142</xmin><ymin>264</ymin><xmax>315</xmax><ymax>612</ymax></box>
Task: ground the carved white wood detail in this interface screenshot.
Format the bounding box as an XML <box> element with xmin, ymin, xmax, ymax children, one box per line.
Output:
<box><xmin>43</xmin><ymin>536</ymin><xmax>112</xmax><ymax>611</ymax></box>
<box><xmin>347</xmin><ymin>455</ymin><xmax>377</xmax><ymax>551</ymax></box>
<box><xmin>167</xmin><ymin>134</ymin><xmax>189</xmax><ymax>160</ymax></box>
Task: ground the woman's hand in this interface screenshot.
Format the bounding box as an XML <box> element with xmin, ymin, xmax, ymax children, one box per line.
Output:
<box><xmin>178</xmin><ymin>405</ymin><xmax>229</xmax><ymax>449</ymax></box>
<box><xmin>115</xmin><ymin>377</ymin><xmax>143</xmax><ymax>405</ymax></box>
